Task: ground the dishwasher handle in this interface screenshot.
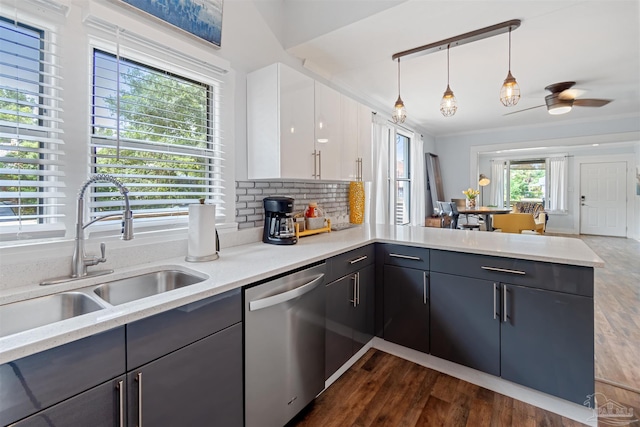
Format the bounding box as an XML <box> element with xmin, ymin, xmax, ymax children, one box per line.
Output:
<box><xmin>249</xmin><ymin>274</ymin><xmax>324</xmax><ymax>311</ymax></box>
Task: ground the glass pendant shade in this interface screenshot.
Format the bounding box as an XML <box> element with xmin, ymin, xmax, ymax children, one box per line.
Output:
<box><xmin>440</xmin><ymin>45</ymin><xmax>457</xmax><ymax>117</ymax></box>
<box><xmin>392</xmin><ymin>95</ymin><xmax>407</xmax><ymax>123</ymax></box>
<box><xmin>440</xmin><ymin>85</ymin><xmax>457</xmax><ymax>117</ymax></box>
<box><xmin>500</xmin><ymin>71</ymin><xmax>520</xmax><ymax>106</ymax></box>
<box><xmin>392</xmin><ymin>59</ymin><xmax>406</xmax><ymax>123</ymax></box>
<box><xmin>500</xmin><ymin>27</ymin><xmax>520</xmax><ymax>107</ymax></box>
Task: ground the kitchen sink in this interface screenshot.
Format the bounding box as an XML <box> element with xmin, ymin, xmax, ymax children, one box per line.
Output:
<box><xmin>93</xmin><ymin>270</ymin><xmax>206</xmax><ymax>306</ymax></box>
<box><xmin>0</xmin><ymin>292</ymin><xmax>105</xmax><ymax>338</ymax></box>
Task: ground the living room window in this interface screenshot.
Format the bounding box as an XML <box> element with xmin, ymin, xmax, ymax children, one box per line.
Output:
<box><xmin>90</xmin><ymin>49</ymin><xmax>224</xmax><ymax>230</ymax></box>
<box><xmin>507</xmin><ymin>159</ymin><xmax>546</xmax><ymax>206</ymax></box>
<box><xmin>0</xmin><ymin>15</ymin><xmax>65</xmax><ymax>241</ymax></box>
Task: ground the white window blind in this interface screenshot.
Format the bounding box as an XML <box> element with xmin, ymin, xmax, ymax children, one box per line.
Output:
<box><xmin>0</xmin><ymin>13</ymin><xmax>65</xmax><ymax>240</ymax></box>
<box><xmin>90</xmin><ymin>49</ymin><xmax>224</xmax><ymax>225</ymax></box>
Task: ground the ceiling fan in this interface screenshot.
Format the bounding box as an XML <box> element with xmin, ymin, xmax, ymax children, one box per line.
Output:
<box><xmin>505</xmin><ymin>81</ymin><xmax>612</xmax><ymax>116</ymax></box>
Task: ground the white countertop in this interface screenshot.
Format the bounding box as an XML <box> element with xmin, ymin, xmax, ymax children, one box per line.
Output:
<box><xmin>0</xmin><ymin>225</ymin><xmax>603</xmax><ymax>364</ymax></box>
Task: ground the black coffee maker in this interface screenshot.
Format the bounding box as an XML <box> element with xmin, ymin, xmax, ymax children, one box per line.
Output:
<box><xmin>263</xmin><ymin>196</ymin><xmax>297</xmax><ymax>245</ymax></box>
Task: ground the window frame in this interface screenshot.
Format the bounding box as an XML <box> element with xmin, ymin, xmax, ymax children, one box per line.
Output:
<box><xmin>391</xmin><ymin>129</ymin><xmax>411</xmax><ymax>225</ymax></box>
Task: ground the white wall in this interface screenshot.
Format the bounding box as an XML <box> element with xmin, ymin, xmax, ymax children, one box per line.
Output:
<box><xmin>435</xmin><ymin>116</ymin><xmax>640</xmax><ymax>235</ymax></box>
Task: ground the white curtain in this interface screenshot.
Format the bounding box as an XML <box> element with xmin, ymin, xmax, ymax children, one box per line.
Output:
<box><xmin>548</xmin><ymin>156</ymin><xmax>568</xmax><ymax>211</ymax></box>
<box><xmin>490</xmin><ymin>160</ymin><xmax>505</xmax><ymax>207</ymax></box>
<box><xmin>370</xmin><ymin>119</ymin><xmax>391</xmax><ymax>224</ymax></box>
<box><xmin>409</xmin><ymin>133</ymin><xmax>425</xmax><ymax>226</ymax></box>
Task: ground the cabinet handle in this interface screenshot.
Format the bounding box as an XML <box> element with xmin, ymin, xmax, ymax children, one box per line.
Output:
<box><xmin>356</xmin><ymin>272</ymin><xmax>360</xmax><ymax>305</ymax></box>
<box><xmin>349</xmin><ymin>274</ymin><xmax>357</xmax><ymax>307</ymax></box>
<box><xmin>117</xmin><ymin>380</ymin><xmax>124</xmax><ymax>427</ymax></box>
<box><xmin>136</xmin><ymin>372</ymin><xmax>143</xmax><ymax>427</ymax></box>
<box><xmin>318</xmin><ymin>150</ymin><xmax>322</xmax><ymax>180</ymax></box>
<box><xmin>502</xmin><ymin>285</ymin><xmax>508</xmax><ymax>323</ymax></box>
<box><xmin>423</xmin><ymin>271</ymin><xmax>427</xmax><ymax>305</ymax></box>
<box><xmin>481</xmin><ymin>266</ymin><xmax>526</xmax><ymax>275</ymax></box>
<box><xmin>349</xmin><ymin>255</ymin><xmax>368</xmax><ymax>264</ymax></box>
<box><xmin>493</xmin><ymin>283</ymin><xmax>498</xmax><ymax>320</ymax></box>
<box><xmin>312</xmin><ymin>150</ymin><xmax>317</xmax><ymax>178</ymax></box>
<box><xmin>389</xmin><ymin>253</ymin><xmax>422</xmax><ymax>261</ymax></box>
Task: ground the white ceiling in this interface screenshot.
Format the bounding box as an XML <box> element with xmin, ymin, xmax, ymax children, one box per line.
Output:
<box><xmin>281</xmin><ymin>0</ymin><xmax>640</xmax><ymax>137</ymax></box>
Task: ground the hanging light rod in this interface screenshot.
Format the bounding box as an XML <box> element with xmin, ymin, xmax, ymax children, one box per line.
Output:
<box><xmin>391</xmin><ymin>19</ymin><xmax>521</xmax><ymax>61</ymax></box>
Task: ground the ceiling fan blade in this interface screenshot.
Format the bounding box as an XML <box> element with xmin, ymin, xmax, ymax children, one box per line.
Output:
<box><xmin>503</xmin><ymin>105</ymin><xmax>545</xmax><ymax>116</ymax></box>
<box><xmin>573</xmin><ymin>99</ymin><xmax>612</xmax><ymax>107</ymax></box>
<box><xmin>558</xmin><ymin>88</ymin><xmax>586</xmax><ymax>100</ymax></box>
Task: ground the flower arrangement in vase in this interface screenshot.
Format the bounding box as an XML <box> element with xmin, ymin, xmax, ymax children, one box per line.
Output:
<box><xmin>462</xmin><ymin>188</ymin><xmax>480</xmax><ymax>208</ymax></box>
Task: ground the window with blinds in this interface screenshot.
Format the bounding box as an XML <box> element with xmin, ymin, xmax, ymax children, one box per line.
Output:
<box><xmin>0</xmin><ymin>16</ymin><xmax>65</xmax><ymax>237</ymax></box>
<box><xmin>90</xmin><ymin>49</ymin><xmax>224</xmax><ymax>225</ymax></box>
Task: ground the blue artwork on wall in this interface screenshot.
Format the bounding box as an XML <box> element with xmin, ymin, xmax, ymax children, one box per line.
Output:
<box><xmin>121</xmin><ymin>0</ymin><xmax>223</xmax><ymax>47</ymax></box>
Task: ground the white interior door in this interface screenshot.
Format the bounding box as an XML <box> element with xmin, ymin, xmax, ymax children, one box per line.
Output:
<box><xmin>580</xmin><ymin>161</ymin><xmax>627</xmax><ymax>236</ymax></box>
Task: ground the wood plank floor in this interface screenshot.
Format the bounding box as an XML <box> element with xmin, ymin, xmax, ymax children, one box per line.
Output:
<box><xmin>289</xmin><ymin>349</ymin><xmax>589</xmax><ymax>427</ymax></box>
<box><xmin>289</xmin><ymin>235</ymin><xmax>640</xmax><ymax>427</ymax></box>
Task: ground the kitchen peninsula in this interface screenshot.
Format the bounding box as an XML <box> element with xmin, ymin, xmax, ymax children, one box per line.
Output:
<box><xmin>0</xmin><ymin>226</ymin><xmax>603</xmax><ymax>426</ymax></box>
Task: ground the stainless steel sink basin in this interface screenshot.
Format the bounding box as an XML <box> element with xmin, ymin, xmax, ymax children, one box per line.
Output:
<box><xmin>0</xmin><ymin>293</ymin><xmax>104</xmax><ymax>338</ymax></box>
<box><xmin>93</xmin><ymin>270</ymin><xmax>206</xmax><ymax>306</ymax></box>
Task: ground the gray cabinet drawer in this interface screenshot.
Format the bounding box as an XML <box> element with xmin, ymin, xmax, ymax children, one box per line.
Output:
<box><xmin>326</xmin><ymin>244</ymin><xmax>375</xmax><ymax>283</ymax></box>
<box><xmin>430</xmin><ymin>250</ymin><xmax>593</xmax><ymax>297</ymax></box>
<box><xmin>0</xmin><ymin>327</ymin><xmax>125</xmax><ymax>426</ymax></box>
<box><xmin>380</xmin><ymin>244</ymin><xmax>429</xmax><ymax>270</ymax></box>
<box><xmin>127</xmin><ymin>288</ymin><xmax>241</xmax><ymax>369</ymax></box>
<box><xmin>11</xmin><ymin>376</ymin><xmax>125</xmax><ymax>427</ymax></box>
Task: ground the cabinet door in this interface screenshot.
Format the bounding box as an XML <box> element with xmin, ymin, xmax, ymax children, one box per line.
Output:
<box><xmin>314</xmin><ymin>81</ymin><xmax>342</xmax><ymax>180</ymax></box>
<box><xmin>280</xmin><ymin>64</ymin><xmax>315</xmax><ymax>179</ymax></box>
<box><xmin>325</xmin><ymin>274</ymin><xmax>356</xmax><ymax>380</ymax></box>
<box><xmin>501</xmin><ymin>284</ymin><xmax>594</xmax><ymax>404</ymax></box>
<box><xmin>12</xmin><ymin>376</ymin><xmax>125</xmax><ymax>427</ymax></box>
<box><xmin>340</xmin><ymin>95</ymin><xmax>358</xmax><ymax>181</ymax></box>
<box><xmin>128</xmin><ymin>323</ymin><xmax>243</xmax><ymax>427</ymax></box>
<box><xmin>383</xmin><ymin>265</ymin><xmax>429</xmax><ymax>353</ymax></box>
<box><xmin>352</xmin><ymin>264</ymin><xmax>375</xmax><ymax>354</ymax></box>
<box><xmin>430</xmin><ymin>272</ymin><xmax>500</xmax><ymax>375</ymax></box>
<box><xmin>357</xmin><ymin>104</ymin><xmax>373</xmax><ymax>182</ymax></box>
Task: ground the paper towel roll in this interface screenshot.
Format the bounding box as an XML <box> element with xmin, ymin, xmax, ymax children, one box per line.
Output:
<box><xmin>186</xmin><ymin>203</ymin><xmax>219</xmax><ymax>262</ymax></box>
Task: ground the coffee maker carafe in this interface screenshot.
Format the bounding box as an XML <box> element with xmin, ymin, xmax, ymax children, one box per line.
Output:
<box><xmin>263</xmin><ymin>196</ymin><xmax>297</xmax><ymax>245</ymax></box>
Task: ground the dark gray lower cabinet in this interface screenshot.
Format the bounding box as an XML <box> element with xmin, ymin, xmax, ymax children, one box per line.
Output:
<box><xmin>127</xmin><ymin>323</ymin><xmax>243</xmax><ymax>427</ymax></box>
<box><xmin>12</xmin><ymin>376</ymin><xmax>126</xmax><ymax>427</ymax></box>
<box><xmin>430</xmin><ymin>272</ymin><xmax>500</xmax><ymax>376</ymax></box>
<box><xmin>501</xmin><ymin>284</ymin><xmax>594</xmax><ymax>404</ymax></box>
<box><xmin>383</xmin><ymin>265</ymin><xmax>429</xmax><ymax>354</ymax></box>
<box><xmin>325</xmin><ymin>264</ymin><xmax>375</xmax><ymax>379</ymax></box>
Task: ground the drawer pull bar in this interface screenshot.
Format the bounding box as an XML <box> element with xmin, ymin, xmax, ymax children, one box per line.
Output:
<box><xmin>503</xmin><ymin>285</ymin><xmax>508</xmax><ymax>323</ymax></box>
<box><xmin>117</xmin><ymin>380</ymin><xmax>124</xmax><ymax>427</ymax></box>
<box><xmin>349</xmin><ymin>255</ymin><xmax>368</xmax><ymax>264</ymax></box>
<box><xmin>493</xmin><ymin>283</ymin><xmax>498</xmax><ymax>320</ymax></box>
<box><xmin>423</xmin><ymin>271</ymin><xmax>427</xmax><ymax>305</ymax></box>
<box><xmin>481</xmin><ymin>266</ymin><xmax>526</xmax><ymax>275</ymax></box>
<box><xmin>389</xmin><ymin>253</ymin><xmax>422</xmax><ymax>261</ymax></box>
<box><xmin>136</xmin><ymin>372</ymin><xmax>143</xmax><ymax>427</ymax></box>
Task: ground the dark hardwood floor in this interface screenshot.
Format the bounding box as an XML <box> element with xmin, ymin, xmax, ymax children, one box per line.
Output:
<box><xmin>289</xmin><ymin>235</ymin><xmax>640</xmax><ymax>427</ymax></box>
<box><xmin>290</xmin><ymin>349</ymin><xmax>589</xmax><ymax>427</ymax></box>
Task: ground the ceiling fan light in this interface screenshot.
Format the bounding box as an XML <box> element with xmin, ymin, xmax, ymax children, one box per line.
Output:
<box><xmin>500</xmin><ymin>71</ymin><xmax>521</xmax><ymax>106</ymax></box>
<box><xmin>440</xmin><ymin>85</ymin><xmax>457</xmax><ymax>117</ymax></box>
<box><xmin>548</xmin><ymin>104</ymin><xmax>572</xmax><ymax>115</ymax></box>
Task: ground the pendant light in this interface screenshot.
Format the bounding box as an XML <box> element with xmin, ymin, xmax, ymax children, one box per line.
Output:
<box><xmin>500</xmin><ymin>27</ymin><xmax>520</xmax><ymax>106</ymax></box>
<box><xmin>439</xmin><ymin>44</ymin><xmax>457</xmax><ymax>117</ymax></box>
<box><xmin>392</xmin><ymin>58</ymin><xmax>406</xmax><ymax>124</ymax></box>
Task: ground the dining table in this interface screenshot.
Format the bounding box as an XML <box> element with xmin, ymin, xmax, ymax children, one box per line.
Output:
<box><xmin>457</xmin><ymin>206</ymin><xmax>512</xmax><ymax>231</ymax></box>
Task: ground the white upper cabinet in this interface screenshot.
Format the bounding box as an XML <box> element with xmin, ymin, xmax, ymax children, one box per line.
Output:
<box><xmin>357</xmin><ymin>103</ymin><xmax>373</xmax><ymax>182</ymax></box>
<box><xmin>340</xmin><ymin>95</ymin><xmax>359</xmax><ymax>181</ymax></box>
<box><xmin>247</xmin><ymin>63</ymin><xmax>373</xmax><ymax>182</ymax></box>
<box><xmin>247</xmin><ymin>63</ymin><xmax>315</xmax><ymax>180</ymax></box>
<box><xmin>314</xmin><ymin>81</ymin><xmax>342</xmax><ymax>180</ymax></box>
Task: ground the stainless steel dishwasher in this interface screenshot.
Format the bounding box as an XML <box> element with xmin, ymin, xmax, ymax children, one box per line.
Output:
<box><xmin>244</xmin><ymin>263</ymin><xmax>326</xmax><ymax>427</ymax></box>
